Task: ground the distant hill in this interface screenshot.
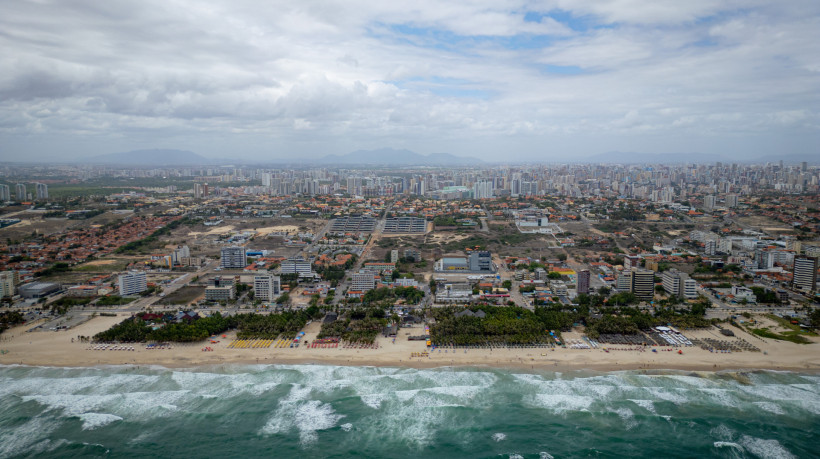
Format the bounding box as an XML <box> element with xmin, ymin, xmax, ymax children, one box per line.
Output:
<box><xmin>750</xmin><ymin>153</ymin><xmax>819</xmax><ymax>165</ymax></box>
<box><xmin>319</xmin><ymin>148</ymin><xmax>482</xmax><ymax>166</ymax></box>
<box><xmin>85</xmin><ymin>149</ymin><xmax>209</xmax><ymax>165</ymax></box>
<box><xmin>581</xmin><ymin>151</ymin><xmax>726</xmax><ymax>164</ymax></box>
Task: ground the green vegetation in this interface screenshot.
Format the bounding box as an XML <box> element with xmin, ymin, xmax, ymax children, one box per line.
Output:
<box><xmin>73</xmin><ymin>261</ymin><xmax>130</xmax><ymax>272</ymax></box>
<box><xmin>693</xmin><ymin>264</ymin><xmax>741</xmax><ymax>274</ymax></box>
<box><xmin>430</xmin><ymin>305</ymin><xmax>555</xmax><ymax>346</ymax></box>
<box><xmin>361</xmin><ymin>287</ymin><xmax>424</xmax><ymax>305</ymax></box>
<box><xmin>0</xmin><ymin>311</ymin><xmax>26</xmax><ymax>335</ymax></box>
<box><xmin>317</xmin><ymin>307</ymin><xmax>387</xmax><ymax>344</ymax></box>
<box><xmin>48</xmin><ymin>296</ymin><xmax>93</xmax><ymax>314</ymax></box>
<box><xmin>751</xmin><ymin>287</ymin><xmax>780</xmax><ymax>304</ymax></box>
<box><xmin>750</xmin><ymin>327</ymin><xmax>812</xmax><ymax>344</ymax></box>
<box><xmin>442</xmin><ymin>235</ymin><xmax>487</xmax><ymax>252</ymax></box>
<box><xmin>157</xmin><ymin>286</ymin><xmax>203</xmax><ymax>305</ymax></box>
<box><xmin>116</xmin><ymin>217</ymin><xmax>194</xmax><ymax>254</ymax></box>
<box><xmin>94</xmin><ymin>311</ymin><xmax>312</xmax><ymax>342</ymax></box>
<box><xmin>763</xmin><ymin>314</ymin><xmax>818</xmax><ymax>338</ymax></box>
<box><xmin>36</xmin><ymin>262</ymin><xmax>71</xmax><ymax>277</ymax></box>
<box><xmin>234</xmin><ymin>312</ymin><xmax>310</xmax><ymax>339</ymax></box>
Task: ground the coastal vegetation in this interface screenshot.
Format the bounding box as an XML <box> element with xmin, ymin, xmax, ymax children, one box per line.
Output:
<box><xmin>317</xmin><ymin>307</ymin><xmax>388</xmax><ymax>344</ymax></box>
<box><xmin>0</xmin><ymin>311</ymin><xmax>25</xmax><ymax>335</ymax></box>
<box><xmin>93</xmin><ymin>311</ymin><xmax>315</xmax><ymax>343</ymax></box>
<box><xmin>430</xmin><ymin>305</ymin><xmax>557</xmax><ymax>346</ymax></box>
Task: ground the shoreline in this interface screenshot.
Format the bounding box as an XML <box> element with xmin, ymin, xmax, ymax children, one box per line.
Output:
<box><xmin>2</xmin><ymin>358</ymin><xmax>819</xmax><ymax>375</ymax></box>
<box><xmin>2</xmin><ymin>315</ymin><xmax>819</xmax><ymax>374</ymax></box>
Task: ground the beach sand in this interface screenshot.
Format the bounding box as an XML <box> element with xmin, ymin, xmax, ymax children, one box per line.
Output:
<box><xmin>1</xmin><ymin>315</ymin><xmax>819</xmax><ymax>372</ymax></box>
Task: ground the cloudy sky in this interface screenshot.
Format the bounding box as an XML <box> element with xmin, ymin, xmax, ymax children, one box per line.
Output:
<box><xmin>1</xmin><ymin>0</ymin><xmax>818</xmax><ymax>162</ymax></box>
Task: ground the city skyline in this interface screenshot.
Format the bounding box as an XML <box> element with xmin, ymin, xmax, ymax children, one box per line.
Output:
<box><xmin>1</xmin><ymin>0</ymin><xmax>819</xmax><ymax>162</ymax></box>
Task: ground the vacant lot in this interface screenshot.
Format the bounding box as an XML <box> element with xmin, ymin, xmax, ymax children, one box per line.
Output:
<box><xmin>157</xmin><ymin>286</ymin><xmax>204</xmax><ymax>305</ymax></box>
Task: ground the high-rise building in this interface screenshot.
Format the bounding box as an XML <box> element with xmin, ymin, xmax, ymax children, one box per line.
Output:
<box><xmin>793</xmin><ymin>256</ymin><xmax>818</xmax><ymax>292</ymax></box>
<box><xmin>577</xmin><ymin>269</ymin><xmax>590</xmax><ymax>295</ymax></box>
<box><xmin>170</xmin><ymin>245</ymin><xmax>190</xmax><ymax>265</ymax></box>
<box><xmin>0</xmin><ymin>271</ymin><xmax>15</xmax><ymax>298</ymax></box>
<box><xmin>705</xmin><ymin>240</ymin><xmax>716</xmax><ymax>256</ymax></box>
<box><xmin>616</xmin><ymin>270</ymin><xmax>633</xmax><ymax>292</ymax></box>
<box><xmin>253</xmin><ymin>273</ymin><xmax>281</xmax><ymax>302</ymax></box>
<box><xmin>118</xmin><ymin>271</ymin><xmax>147</xmax><ymax>296</ymax></box>
<box><xmin>0</xmin><ymin>184</ymin><xmax>9</xmax><ymax>201</ymax></box>
<box><xmin>15</xmin><ymin>183</ymin><xmax>27</xmax><ymax>201</ymax></box>
<box><xmin>618</xmin><ymin>268</ymin><xmax>654</xmax><ymax>301</ymax></box>
<box><xmin>703</xmin><ymin>195</ymin><xmax>716</xmax><ymax>210</ymax></box>
<box><xmin>725</xmin><ymin>194</ymin><xmax>738</xmax><ymax>208</ymax></box>
<box><xmin>662</xmin><ymin>269</ymin><xmax>698</xmax><ymax>299</ymax></box>
<box><xmin>631</xmin><ymin>269</ymin><xmax>655</xmax><ymax>301</ymax></box>
<box><xmin>390</xmin><ymin>250</ymin><xmax>399</xmax><ymax>264</ymax></box>
<box><xmin>35</xmin><ymin>183</ymin><xmax>48</xmax><ymax>200</ymax></box>
<box><xmin>351</xmin><ymin>272</ymin><xmax>376</xmax><ymax>292</ymax></box>
<box><xmin>220</xmin><ymin>246</ymin><xmax>247</xmax><ymax>269</ymax></box>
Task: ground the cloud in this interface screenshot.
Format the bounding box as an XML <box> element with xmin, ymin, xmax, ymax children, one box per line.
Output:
<box><xmin>0</xmin><ymin>0</ymin><xmax>818</xmax><ymax>161</ymax></box>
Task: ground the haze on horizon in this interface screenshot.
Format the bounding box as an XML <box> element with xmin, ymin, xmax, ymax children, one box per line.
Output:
<box><xmin>0</xmin><ymin>0</ymin><xmax>818</xmax><ymax>163</ymax></box>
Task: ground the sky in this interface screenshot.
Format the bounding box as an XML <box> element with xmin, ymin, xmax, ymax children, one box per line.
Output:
<box><xmin>0</xmin><ymin>0</ymin><xmax>818</xmax><ymax>163</ymax></box>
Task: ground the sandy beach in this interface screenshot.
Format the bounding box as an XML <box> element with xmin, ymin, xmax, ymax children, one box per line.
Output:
<box><xmin>2</xmin><ymin>315</ymin><xmax>819</xmax><ymax>372</ymax></box>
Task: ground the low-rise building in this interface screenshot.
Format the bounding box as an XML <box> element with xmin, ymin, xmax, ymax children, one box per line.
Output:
<box><xmin>18</xmin><ymin>282</ymin><xmax>61</xmax><ymax>299</ymax></box>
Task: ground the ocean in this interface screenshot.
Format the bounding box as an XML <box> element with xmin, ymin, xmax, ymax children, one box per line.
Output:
<box><xmin>0</xmin><ymin>365</ymin><xmax>817</xmax><ymax>458</ymax></box>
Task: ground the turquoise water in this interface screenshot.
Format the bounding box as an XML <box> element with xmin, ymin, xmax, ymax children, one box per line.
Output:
<box><xmin>0</xmin><ymin>365</ymin><xmax>817</xmax><ymax>458</ymax></box>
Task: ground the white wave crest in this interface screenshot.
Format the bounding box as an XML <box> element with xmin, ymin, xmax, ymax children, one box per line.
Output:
<box><xmin>360</xmin><ymin>393</ymin><xmax>388</xmax><ymax>409</ymax></box>
<box><xmin>628</xmin><ymin>399</ymin><xmax>656</xmax><ymax>414</ymax></box>
<box><xmin>261</xmin><ymin>385</ymin><xmax>344</xmax><ymax>446</ymax></box>
<box><xmin>753</xmin><ymin>401</ymin><xmax>786</xmax><ymax>415</ymax></box>
<box><xmin>739</xmin><ymin>435</ymin><xmax>796</xmax><ymax>459</ymax></box>
<box><xmin>530</xmin><ymin>393</ymin><xmax>594</xmax><ymax>413</ymax></box>
<box><xmin>261</xmin><ymin>399</ymin><xmax>344</xmax><ymax>445</ymax></box>
<box><xmin>79</xmin><ymin>413</ymin><xmax>123</xmax><ymax>430</ymax></box>
<box><xmin>340</xmin><ymin>423</ymin><xmax>352</xmax><ymax>432</ymax></box>
<box><xmin>610</xmin><ymin>407</ymin><xmax>637</xmax><ymax>430</ymax></box>
<box><xmin>540</xmin><ymin>453</ymin><xmax>555</xmax><ymax>459</ymax></box>
<box><xmin>492</xmin><ymin>432</ymin><xmax>506</xmax><ymax>442</ymax></box>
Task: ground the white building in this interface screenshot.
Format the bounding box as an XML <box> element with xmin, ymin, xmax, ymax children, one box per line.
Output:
<box><xmin>35</xmin><ymin>183</ymin><xmax>48</xmax><ymax>200</ymax></box>
<box><xmin>118</xmin><ymin>271</ymin><xmax>147</xmax><ymax>296</ymax></box>
<box><xmin>253</xmin><ymin>273</ymin><xmax>282</xmax><ymax>302</ymax></box>
<box><xmin>280</xmin><ymin>257</ymin><xmax>313</xmax><ymax>276</ymax></box>
<box><xmin>731</xmin><ymin>285</ymin><xmax>756</xmax><ymax>302</ymax></box>
<box><xmin>15</xmin><ymin>183</ymin><xmax>26</xmax><ymax>201</ymax></box>
<box><xmin>0</xmin><ymin>271</ymin><xmax>15</xmax><ymax>297</ymax></box>
<box><xmin>205</xmin><ymin>286</ymin><xmax>235</xmax><ymax>301</ymax></box>
<box><xmin>0</xmin><ymin>184</ymin><xmax>9</xmax><ymax>201</ymax></box>
<box><xmin>435</xmin><ymin>283</ymin><xmax>473</xmax><ymax>303</ymax></box>
<box><xmin>350</xmin><ymin>272</ymin><xmax>376</xmax><ymax>292</ymax></box>
<box><xmin>171</xmin><ymin>245</ymin><xmax>190</xmax><ymax>265</ymax></box>
<box><xmin>793</xmin><ymin>255</ymin><xmax>818</xmax><ymax>292</ymax></box>
<box><xmin>662</xmin><ymin>269</ymin><xmax>698</xmax><ymax>299</ymax></box>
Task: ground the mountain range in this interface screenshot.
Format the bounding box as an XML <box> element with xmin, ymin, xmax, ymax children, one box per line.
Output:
<box><xmin>317</xmin><ymin>148</ymin><xmax>482</xmax><ymax>166</ymax></box>
<box><xmin>81</xmin><ymin>148</ymin><xmax>816</xmax><ymax>166</ymax></box>
<box><xmin>85</xmin><ymin>149</ymin><xmax>207</xmax><ymax>165</ymax></box>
